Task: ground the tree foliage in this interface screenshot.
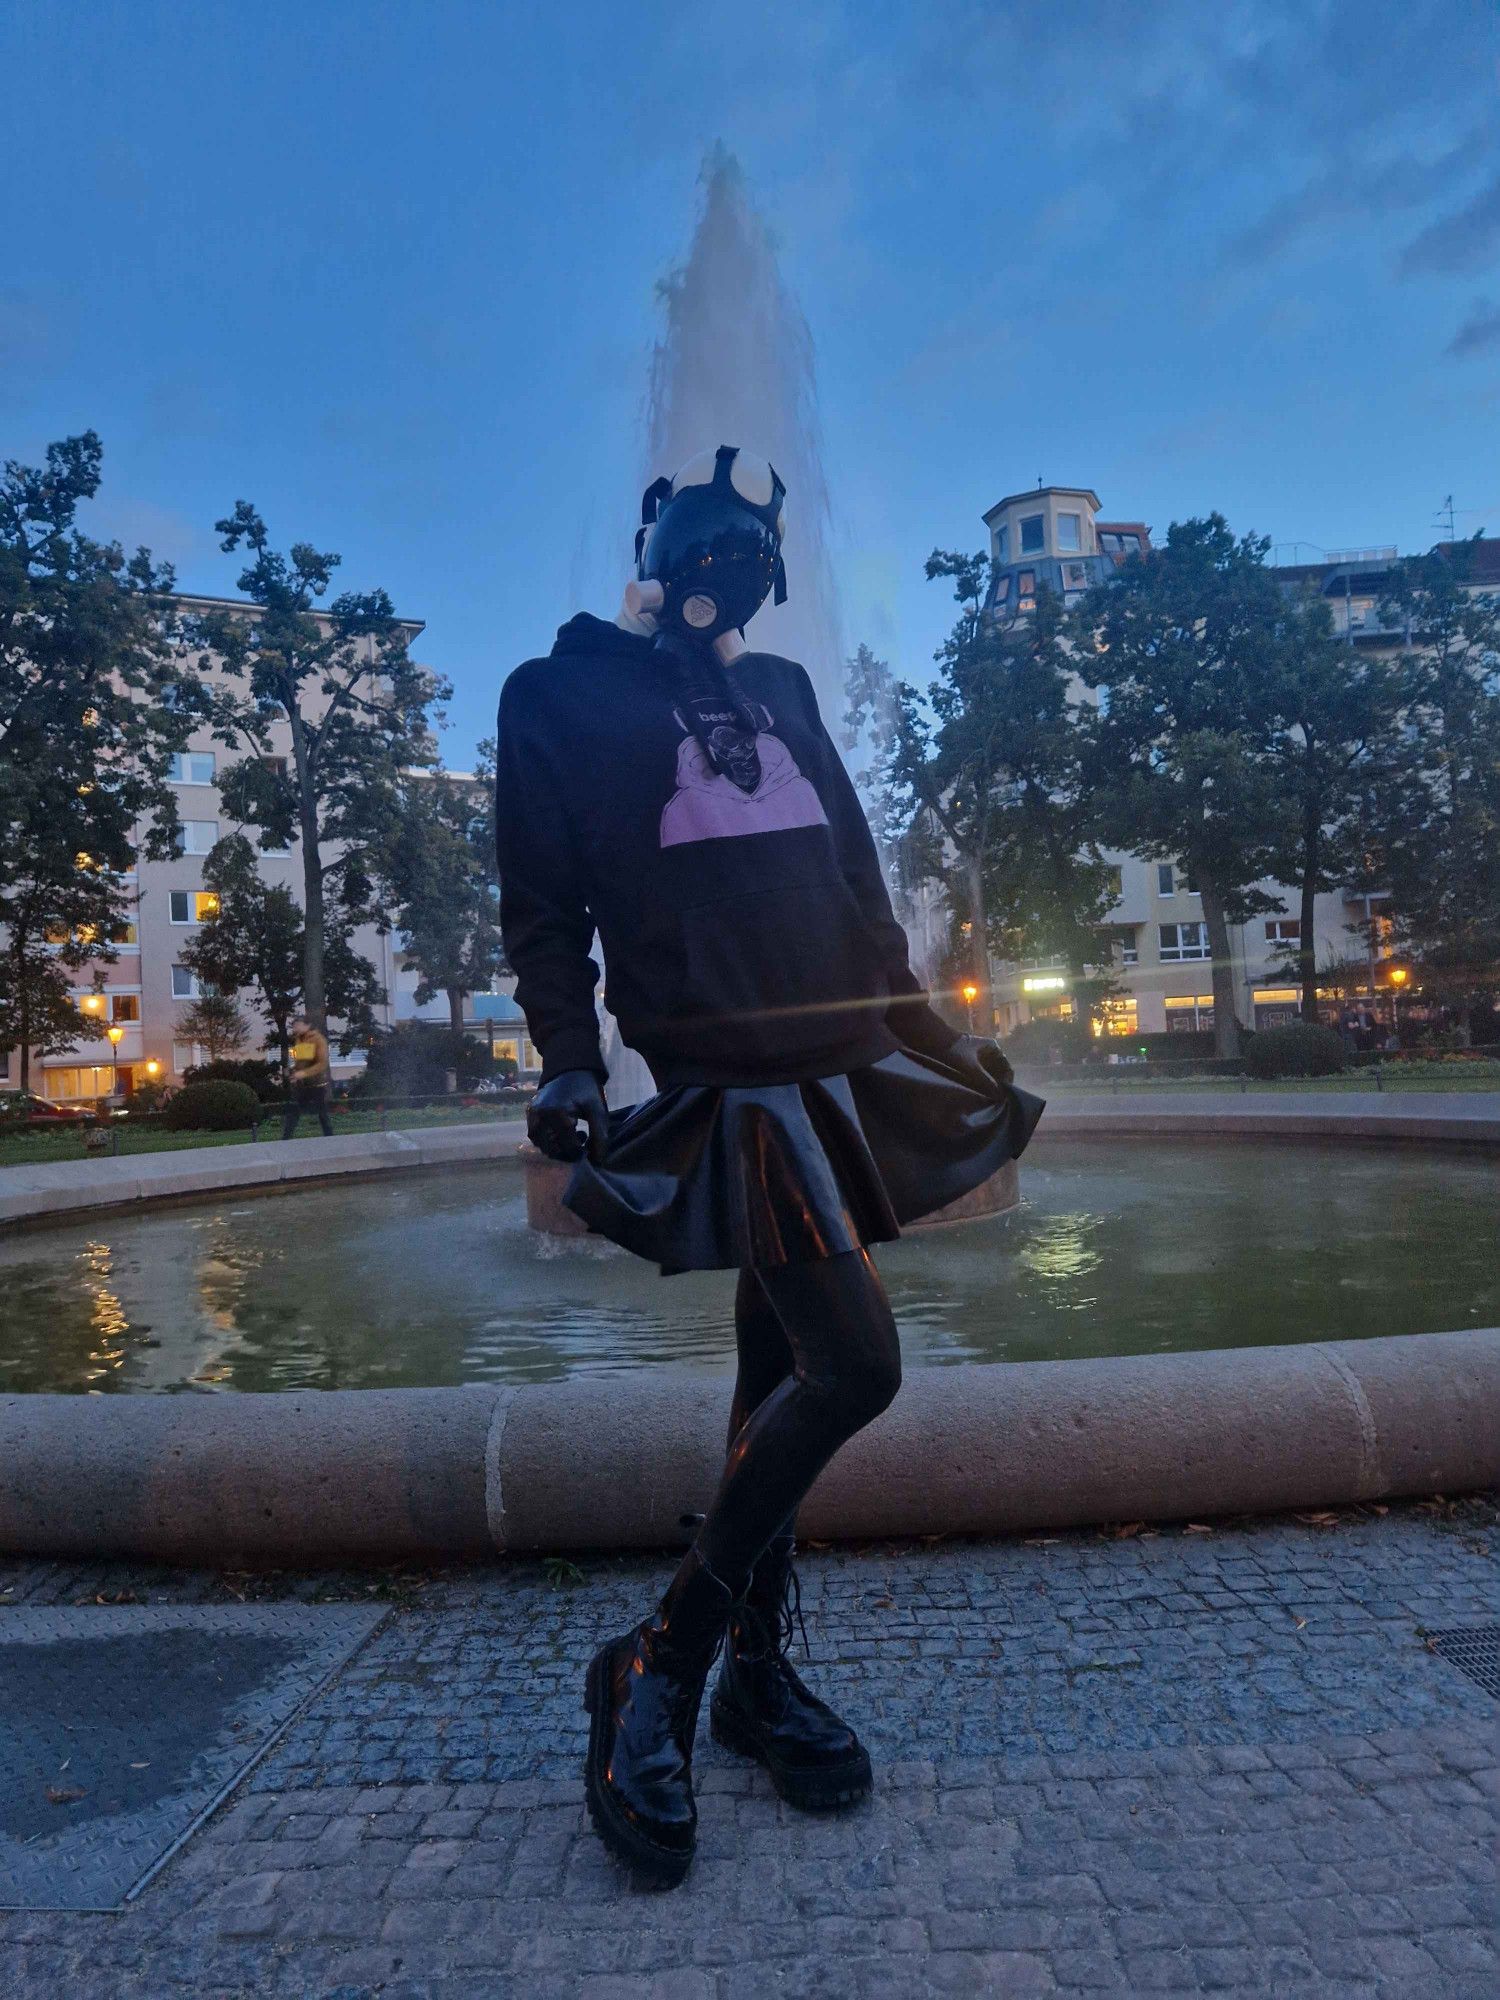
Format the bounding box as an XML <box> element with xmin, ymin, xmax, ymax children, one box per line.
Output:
<box><xmin>382</xmin><ymin>744</ymin><xmax>504</xmax><ymax>1041</ymax></box>
<box><xmin>193</xmin><ymin>505</ymin><xmax>445</xmax><ymax>1038</ymax></box>
<box><xmin>176</xmin><ymin>991</ymin><xmax>251</xmax><ymax>1061</ymax></box>
<box><xmin>1074</xmin><ymin>516</ymin><xmax>1289</xmax><ymax>1055</ymax></box>
<box><xmin>1371</xmin><ymin>539</ymin><xmax>1500</xmax><ymax>1026</ymax></box>
<box><xmin>847</xmin><ymin>558</ymin><xmax>1114</xmax><ymax>1029</ymax></box>
<box><xmin>0</xmin><ymin>433</ymin><xmax>205</xmax><ymax>1085</ymax></box>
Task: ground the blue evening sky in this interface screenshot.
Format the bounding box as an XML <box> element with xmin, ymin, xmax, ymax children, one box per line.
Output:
<box><xmin>4</xmin><ymin>0</ymin><xmax>1496</xmax><ymax>762</ymax></box>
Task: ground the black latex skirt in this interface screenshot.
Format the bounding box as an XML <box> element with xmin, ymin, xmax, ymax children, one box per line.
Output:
<box><xmin>563</xmin><ymin>1045</ymin><xmax>1046</xmax><ymax>1274</ymax></box>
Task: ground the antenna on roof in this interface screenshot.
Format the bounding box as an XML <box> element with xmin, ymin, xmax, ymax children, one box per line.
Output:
<box><xmin>1436</xmin><ymin>494</ymin><xmax>1456</xmax><ymax>542</ymax></box>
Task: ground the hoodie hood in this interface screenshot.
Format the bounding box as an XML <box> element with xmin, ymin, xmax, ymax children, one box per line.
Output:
<box><xmin>549</xmin><ymin>612</ymin><xmax>654</xmax><ymax>660</ymax></box>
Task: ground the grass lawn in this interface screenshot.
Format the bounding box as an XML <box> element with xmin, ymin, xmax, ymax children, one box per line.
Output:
<box><xmin>0</xmin><ymin>1102</ymin><xmax>526</xmax><ymax>1169</ymax></box>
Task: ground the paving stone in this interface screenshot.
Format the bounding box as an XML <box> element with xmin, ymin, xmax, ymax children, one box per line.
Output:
<box><xmin>0</xmin><ymin>1495</ymin><xmax>1493</xmax><ymax>1997</ymax></box>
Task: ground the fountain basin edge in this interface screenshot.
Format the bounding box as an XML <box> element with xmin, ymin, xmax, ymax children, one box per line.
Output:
<box><xmin>1</xmin><ymin>1329</ymin><xmax>1494</xmax><ymax>1564</ymax></box>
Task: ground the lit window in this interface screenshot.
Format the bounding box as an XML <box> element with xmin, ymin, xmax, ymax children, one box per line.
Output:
<box><xmin>1159</xmin><ymin>923</ymin><xmax>1211</xmax><ymax>961</ymax></box>
<box><xmin>111</xmin><ymin>993</ymin><xmax>140</xmax><ymax>1023</ymax></box>
<box><xmin>111</xmin><ymin>921</ymin><xmax>139</xmax><ymax>950</ymax></box>
<box><xmin>1020</xmin><ymin>514</ymin><xmax>1045</xmax><ymax>554</ymax></box>
<box><xmin>1164</xmin><ymin>994</ymin><xmax>1215</xmax><ymax>1032</ymax></box>
<box><xmin>1016</xmin><ymin>569</ymin><xmax>1036</xmax><ymax>612</ymax></box>
<box><xmin>168</xmin><ymin>751</ymin><xmax>217</xmax><ymax>784</ymax></box>
<box><xmin>169</xmin><ymin>891</ymin><xmax>220</xmax><ymax>925</ymax></box>
<box><xmin>1057</xmin><ymin>513</ymin><xmax>1082</xmax><ymax>553</ymax></box>
<box><xmin>170</xmin><ymin>965</ymin><xmax>201</xmax><ymax>999</ymax></box>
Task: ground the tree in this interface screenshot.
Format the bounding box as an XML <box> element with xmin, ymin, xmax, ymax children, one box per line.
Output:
<box><xmin>1259</xmin><ymin>589</ymin><xmax>1407</xmax><ymax>1022</ymax></box>
<box><xmin>847</xmin><ymin>560</ymin><xmax>1116</xmax><ymax>1030</ymax></box>
<box><xmin>177</xmin><ymin>991</ymin><xmax>251</xmax><ymax>1062</ymax></box>
<box><xmin>184</xmin><ymin>834</ymin><xmax>380</xmax><ymax>1069</ymax></box>
<box><xmin>0</xmin><ymin>433</ymin><xmax>205</xmax><ymax>1087</ymax></box>
<box><xmin>383</xmin><ymin>745</ymin><xmax>504</xmax><ymax>1055</ymax></box>
<box><xmin>183</xmin><ymin>836</ymin><xmax>304</xmax><ymax>1069</ymax></box>
<box><xmin>1074</xmin><ymin>516</ymin><xmax>1288</xmax><ymax>1058</ymax></box>
<box><xmin>1373</xmin><ymin>538</ymin><xmax>1500</xmax><ymax>1031</ymax></box>
<box><xmin>193</xmin><ymin>505</ymin><xmax>446</xmax><ymax>1039</ymax></box>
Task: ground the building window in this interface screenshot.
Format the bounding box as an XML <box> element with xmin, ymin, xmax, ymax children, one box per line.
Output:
<box><xmin>1265</xmin><ymin>919</ymin><xmax>1301</xmax><ymax>943</ymax></box>
<box><xmin>1164</xmin><ymin>994</ymin><xmax>1215</xmax><ymax>1032</ymax></box>
<box><xmin>996</xmin><ymin>524</ymin><xmax>1009</xmax><ymax>563</ymax></box>
<box><xmin>260</xmin><ymin>755</ymin><xmax>289</xmax><ymax>778</ymax></box>
<box><xmin>168</xmin><ymin>751</ymin><xmax>216</xmax><ymax>784</ymax></box>
<box><xmin>111</xmin><ymin>920</ymin><xmax>139</xmax><ymax>951</ymax></box>
<box><xmin>1019</xmin><ymin>514</ymin><xmax>1045</xmax><ymax>554</ymax></box>
<box><xmin>992</xmin><ymin>573</ymin><xmax>1011</xmax><ymax>607</ymax></box>
<box><xmin>169</xmin><ymin>890</ymin><xmax>220</xmax><ymax>925</ymax></box>
<box><xmin>1057</xmin><ymin>513</ymin><xmax>1082</xmax><ymax>553</ymax></box>
<box><xmin>1060</xmin><ymin>560</ymin><xmax>1090</xmax><ymax>591</ymax></box>
<box><xmin>111</xmin><ymin>993</ymin><xmax>140</xmax><ymax>1023</ymax></box>
<box><xmin>1094</xmin><ymin>995</ymin><xmax>1138</xmax><ymax>1037</ymax></box>
<box><xmin>173</xmin><ymin>1042</ymin><xmax>203</xmax><ymax>1074</ymax></box>
<box><xmin>1099</xmin><ymin>531</ymin><xmax>1143</xmax><ymax>559</ymax></box>
<box><xmin>1157</xmin><ymin>862</ymin><xmax>1175</xmax><ymax>895</ymax></box>
<box><xmin>171</xmin><ymin>965</ymin><xmax>202</xmax><ymax>999</ymax></box>
<box><xmin>1159</xmin><ymin>922</ymin><xmax>1211</xmax><ymax>961</ymax></box>
<box><xmin>1111</xmin><ymin>925</ymin><xmax>1139</xmax><ymax>965</ymax></box>
<box><xmin>1016</xmin><ymin>569</ymin><xmax>1036</xmax><ymax>612</ymax></box>
<box><xmin>176</xmin><ymin>820</ymin><xmax>219</xmax><ymax>856</ymax></box>
<box><xmin>1253</xmin><ymin>987</ymin><xmax>1300</xmax><ymax>1028</ymax></box>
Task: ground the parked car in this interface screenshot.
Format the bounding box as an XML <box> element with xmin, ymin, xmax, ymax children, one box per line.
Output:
<box><xmin>0</xmin><ymin>1090</ymin><xmax>92</xmax><ymax>1128</ymax></box>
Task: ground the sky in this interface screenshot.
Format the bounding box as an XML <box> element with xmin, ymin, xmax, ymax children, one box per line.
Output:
<box><xmin>3</xmin><ymin>0</ymin><xmax>1497</xmax><ymax>763</ymax></box>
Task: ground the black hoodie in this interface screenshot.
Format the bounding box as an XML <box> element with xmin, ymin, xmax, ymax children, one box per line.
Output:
<box><xmin>494</xmin><ymin>614</ymin><xmax>959</xmax><ymax>1090</ymax></box>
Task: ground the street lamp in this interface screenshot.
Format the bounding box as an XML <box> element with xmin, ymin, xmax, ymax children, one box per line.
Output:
<box><xmin>961</xmin><ymin>981</ymin><xmax>979</xmax><ymax>1034</ymax></box>
<box><xmin>106</xmin><ymin>1023</ymin><xmax>124</xmax><ymax>1101</ymax></box>
<box><xmin>145</xmin><ymin>1058</ymin><xmax>161</xmax><ymax>1079</ymax></box>
<box><xmin>1388</xmin><ymin>965</ymin><xmax>1408</xmax><ymax>1035</ymax></box>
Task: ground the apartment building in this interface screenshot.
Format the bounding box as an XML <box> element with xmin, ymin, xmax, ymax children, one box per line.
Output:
<box><xmin>2</xmin><ymin>592</ymin><xmax>458</xmax><ymax>1105</ymax></box>
<box><xmin>978</xmin><ymin>487</ymin><xmax>1489</xmax><ymax>1041</ymax></box>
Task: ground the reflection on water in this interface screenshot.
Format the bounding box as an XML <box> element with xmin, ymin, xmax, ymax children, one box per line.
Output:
<box><xmin>0</xmin><ymin>1139</ymin><xmax>1495</xmax><ymax>1395</ymax></box>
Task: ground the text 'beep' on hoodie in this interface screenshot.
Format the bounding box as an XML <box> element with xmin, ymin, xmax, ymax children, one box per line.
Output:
<box><xmin>494</xmin><ymin>614</ymin><xmax>960</xmax><ymax>1090</ymax></box>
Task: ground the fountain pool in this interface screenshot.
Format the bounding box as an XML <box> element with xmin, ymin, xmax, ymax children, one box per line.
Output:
<box><xmin>0</xmin><ymin>1136</ymin><xmax>1494</xmax><ymax>1396</ymax></box>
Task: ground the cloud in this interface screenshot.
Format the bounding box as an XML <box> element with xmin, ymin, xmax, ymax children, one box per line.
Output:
<box><xmin>1447</xmin><ymin>298</ymin><xmax>1500</xmax><ymax>359</ymax></box>
<box><xmin>1226</xmin><ymin>128</ymin><xmax>1493</xmax><ymax>269</ymax></box>
<box><xmin>1400</xmin><ymin>174</ymin><xmax>1500</xmax><ymax>278</ymax></box>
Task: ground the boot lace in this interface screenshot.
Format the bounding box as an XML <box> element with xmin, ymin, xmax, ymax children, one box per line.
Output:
<box><xmin>737</xmin><ymin>1556</ymin><xmax>810</xmax><ymax>1667</ymax></box>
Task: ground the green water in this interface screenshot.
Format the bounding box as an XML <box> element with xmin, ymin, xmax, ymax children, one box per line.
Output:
<box><xmin>0</xmin><ymin>1139</ymin><xmax>1494</xmax><ymax>1395</ymax></box>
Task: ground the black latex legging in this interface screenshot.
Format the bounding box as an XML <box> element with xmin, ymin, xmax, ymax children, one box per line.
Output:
<box><xmin>690</xmin><ymin>1247</ymin><xmax>902</xmax><ymax>1592</ymax></box>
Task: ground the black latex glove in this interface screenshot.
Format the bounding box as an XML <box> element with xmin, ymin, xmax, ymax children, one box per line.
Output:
<box><xmin>527</xmin><ymin>1069</ymin><xmax>608</xmax><ymax>1164</ymax></box>
<box><xmin>946</xmin><ymin>1033</ymin><xmax>1015</xmax><ymax>1093</ymax></box>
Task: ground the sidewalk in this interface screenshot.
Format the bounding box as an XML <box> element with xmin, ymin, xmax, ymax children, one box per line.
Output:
<box><xmin>2</xmin><ymin>1496</ymin><xmax>1495</xmax><ymax>1997</ymax></box>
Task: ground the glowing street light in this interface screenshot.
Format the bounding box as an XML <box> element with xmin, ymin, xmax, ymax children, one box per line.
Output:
<box><xmin>961</xmin><ymin>981</ymin><xmax>979</xmax><ymax>1033</ymax></box>
<box><xmin>106</xmin><ymin>1022</ymin><xmax>124</xmax><ymax>1101</ymax></box>
<box><xmin>1388</xmin><ymin>964</ymin><xmax>1409</xmax><ymax>1035</ymax></box>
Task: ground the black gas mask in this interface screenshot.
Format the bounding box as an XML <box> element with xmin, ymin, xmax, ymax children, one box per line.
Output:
<box><xmin>636</xmin><ymin>446</ymin><xmax>788</xmax><ymax>794</ymax></box>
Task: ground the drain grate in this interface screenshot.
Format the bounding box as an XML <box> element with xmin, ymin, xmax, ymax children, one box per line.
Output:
<box><xmin>1426</xmin><ymin>1626</ymin><xmax>1500</xmax><ymax>1701</ymax></box>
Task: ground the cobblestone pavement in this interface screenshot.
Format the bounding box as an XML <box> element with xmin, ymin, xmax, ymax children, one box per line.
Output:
<box><xmin>2</xmin><ymin>1495</ymin><xmax>1496</xmax><ymax>1998</ymax></box>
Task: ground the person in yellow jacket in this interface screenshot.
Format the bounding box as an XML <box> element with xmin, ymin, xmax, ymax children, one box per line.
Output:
<box><xmin>281</xmin><ymin>1017</ymin><xmax>334</xmax><ymax>1139</ymax></box>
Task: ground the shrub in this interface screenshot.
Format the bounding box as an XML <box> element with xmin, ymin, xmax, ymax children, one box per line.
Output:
<box><xmin>161</xmin><ymin>1079</ymin><xmax>262</xmax><ymax>1131</ymax></box>
<box><xmin>1004</xmin><ymin>1017</ymin><xmax>1094</xmax><ymax>1064</ymax></box>
<box><xmin>183</xmin><ymin>1057</ymin><xmax>280</xmax><ymax>1101</ymax></box>
<box><xmin>350</xmin><ymin>1022</ymin><xmax>519</xmax><ymax>1098</ymax></box>
<box><xmin>1243</xmin><ymin>1022</ymin><xmax>1345</xmax><ymax>1080</ymax></box>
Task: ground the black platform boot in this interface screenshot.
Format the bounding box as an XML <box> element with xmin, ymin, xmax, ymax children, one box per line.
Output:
<box><xmin>583</xmin><ymin>1547</ymin><xmax>735</xmax><ymax>1888</ymax></box>
<box><xmin>709</xmin><ymin>1534</ymin><xmax>873</xmax><ymax>1810</ymax></box>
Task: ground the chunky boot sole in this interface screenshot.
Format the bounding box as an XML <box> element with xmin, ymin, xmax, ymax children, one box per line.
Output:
<box><xmin>709</xmin><ymin>1692</ymin><xmax>873</xmax><ymax>1811</ymax></box>
<box><xmin>583</xmin><ymin>1644</ymin><xmax>695</xmax><ymax>1889</ymax></box>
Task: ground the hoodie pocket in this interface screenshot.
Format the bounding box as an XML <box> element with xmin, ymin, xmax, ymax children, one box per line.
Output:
<box><xmin>677</xmin><ymin>876</ymin><xmax>887</xmax><ymax>1063</ymax></box>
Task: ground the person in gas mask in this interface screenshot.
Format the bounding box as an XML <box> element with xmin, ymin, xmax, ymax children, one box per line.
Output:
<box><xmin>495</xmin><ymin>445</ymin><xmax>1043</xmax><ymax>1888</ymax></box>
